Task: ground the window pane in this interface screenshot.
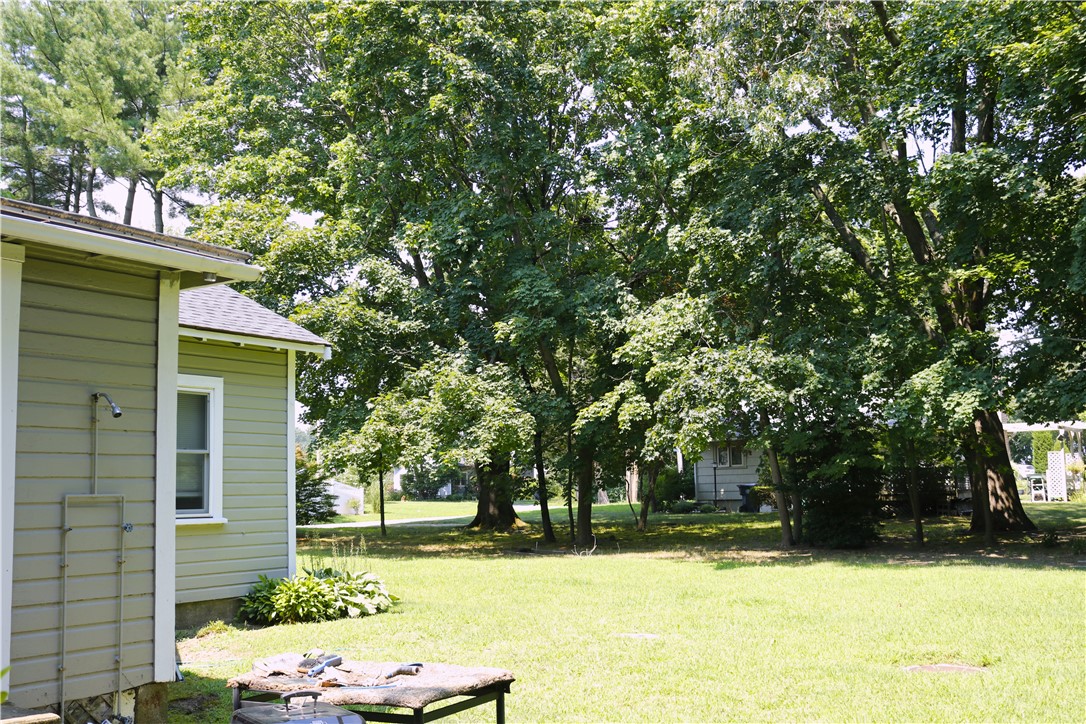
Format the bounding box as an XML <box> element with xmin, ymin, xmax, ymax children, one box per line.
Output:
<box><xmin>177</xmin><ymin>392</ymin><xmax>208</xmax><ymax>450</ymax></box>
<box><xmin>717</xmin><ymin>445</ymin><xmax>729</xmax><ymax>466</ymax></box>
<box><xmin>177</xmin><ymin>452</ymin><xmax>208</xmax><ymax>512</ymax></box>
<box><xmin>730</xmin><ymin>445</ymin><xmax>744</xmax><ymax>467</ymax></box>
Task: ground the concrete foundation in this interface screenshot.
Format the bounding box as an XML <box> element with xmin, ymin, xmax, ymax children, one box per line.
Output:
<box><xmin>175</xmin><ymin>598</ymin><xmax>242</xmax><ymax>630</ymax></box>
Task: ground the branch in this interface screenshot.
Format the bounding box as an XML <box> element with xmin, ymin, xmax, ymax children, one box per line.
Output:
<box><xmin>809</xmin><ymin>181</ymin><xmax>883</xmax><ymax>284</ymax></box>
<box><xmin>871</xmin><ymin>2</ymin><xmax>901</xmax><ymax>48</ymax></box>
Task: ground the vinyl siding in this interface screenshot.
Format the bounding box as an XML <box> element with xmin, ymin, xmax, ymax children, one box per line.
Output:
<box><xmin>10</xmin><ymin>253</ymin><xmax>158</xmax><ymax>708</ymax></box>
<box><xmin>176</xmin><ymin>338</ymin><xmax>290</xmax><ymax>604</ymax></box>
<box><xmin>693</xmin><ymin>443</ymin><xmax>763</xmax><ymax>508</ymax></box>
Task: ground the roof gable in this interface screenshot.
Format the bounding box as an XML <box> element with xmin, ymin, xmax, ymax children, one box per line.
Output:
<box><xmin>179</xmin><ymin>285</ymin><xmax>328</xmax><ymax>350</ymax></box>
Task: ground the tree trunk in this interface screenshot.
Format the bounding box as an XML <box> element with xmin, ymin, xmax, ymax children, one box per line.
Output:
<box><xmin>72</xmin><ymin>165</ymin><xmax>83</xmax><ymax>214</ymax></box>
<box><xmin>123</xmin><ymin>174</ymin><xmax>138</xmax><ymax>225</ymax></box>
<box><xmin>378</xmin><ymin>451</ymin><xmax>387</xmax><ymax>538</ymax></box>
<box><xmin>760</xmin><ymin>409</ymin><xmax>794</xmax><ymax>546</ymax></box>
<box><xmin>466</xmin><ymin>454</ymin><xmax>521</xmax><ymax>530</ymax></box>
<box><xmin>904</xmin><ymin>439</ymin><xmax>924</xmax><ymax>545</ymax></box>
<box><xmin>637</xmin><ymin>462</ymin><xmax>660</xmax><ymax>533</ymax></box>
<box><xmin>575</xmin><ymin>445</ymin><xmax>594</xmax><ymax>547</ymax></box>
<box><xmin>766</xmin><ymin>444</ymin><xmax>794</xmax><ymax>547</ymax></box>
<box><xmin>85</xmin><ymin>167</ymin><xmax>98</xmax><ymax>217</ymax></box>
<box><xmin>565</xmin><ymin>428</ymin><xmax>576</xmax><ymax>544</ymax></box>
<box><xmin>968</xmin><ymin>410</ymin><xmax>1035</xmax><ymax>535</ymax></box>
<box><xmin>533</xmin><ymin>428</ymin><xmax>556</xmax><ymax>543</ymax></box>
<box><xmin>153</xmin><ymin>187</ymin><xmax>164</xmax><ymax>233</ymax></box>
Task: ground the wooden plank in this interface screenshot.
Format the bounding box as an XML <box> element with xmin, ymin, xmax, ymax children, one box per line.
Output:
<box><xmin>10</xmin><ymin>596</ymin><xmax>153</xmax><ymax>635</ymax></box>
<box><xmin>22</xmin><ymin>257</ymin><xmax>158</xmax><ymax>294</ymax></box>
<box><xmin>15</xmin><ymin>381</ymin><xmax>156</xmax><ymax>409</ymax></box>
<box><xmin>17</xmin><ymin>428</ymin><xmax>153</xmax><ymax>456</ymax></box>
<box><xmin>10</xmin><ymin>573</ymin><xmax>153</xmax><ymax>607</ymax></box>
<box><xmin>176</xmin><ymin>541</ymin><xmax>285</xmax><ymax>560</ymax></box>
<box><xmin>15</xmin><ymin>453</ymin><xmax>155</xmax><ymax>480</ymax></box>
<box><xmin>11</xmin><ymin>501</ymin><xmax>154</xmax><ymax>530</ymax></box>
<box><xmin>177</xmin><ymin>557</ymin><xmax>287</xmax><ymax>581</ymax></box>
<box><xmin>18</xmin><ymin>331</ymin><xmax>156</xmax><ymax>367</ymax></box>
<box><xmin>12</xmin><ymin>617</ymin><xmax>153</xmax><ymax>658</ymax></box>
<box><xmin>14</xmin><ymin>482</ymin><xmax>154</xmax><ymax>506</ymax></box>
<box><xmin>18</xmin><ymin>354</ymin><xmax>155</xmax><ymax>388</ymax></box>
<box><xmin>20</xmin><ymin>278</ymin><xmax>156</xmax><ymax>313</ymax></box>
<box><xmin>13</xmin><ymin>526</ymin><xmax>153</xmax><ymax>556</ymax></box>
<box><xmin>11</xmin><ymin>642</ymin><xmax>153</xmax><ymax>694</ymax></box>
<box><xmin>17</xmin><ymin>403</ymin><xmax>155</xmax><ymax>432</ymax></box>
<box><xmin>20</xmin><ymin>306</ymin><xmax>156</xmax><ymax>347</ymax></box>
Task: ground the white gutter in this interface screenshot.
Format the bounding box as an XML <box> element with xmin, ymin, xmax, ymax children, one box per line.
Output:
<box><xmin>1</xmin><ymin>216</ymin><xmax>262</xmax><ymax>282</ymax></box>
<box><xmin>179</xmin><ymin>327</ymin><xmax>332</xmax><ymax>359</ymax></box>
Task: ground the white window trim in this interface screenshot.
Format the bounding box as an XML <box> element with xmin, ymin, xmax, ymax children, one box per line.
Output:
<box><xmin>176</xmin><ymin>373</ymin><xmax>225</xmax><ymax>522</ymax></box>
<box><xmin>715</xmin><ymin>441</ymin><xmax>746</xmax><ymax>468</ymax></box>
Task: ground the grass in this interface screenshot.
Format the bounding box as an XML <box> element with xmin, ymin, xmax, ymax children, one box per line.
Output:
<box><xmin>325</xmin><ymin>498</ymin><xmax>480</xmax><ymax>523</ymax></box>
<box><xmin>172</xmin><ymin>502</ymin><xmax>1086</xmax><ymax>722</ymax></box>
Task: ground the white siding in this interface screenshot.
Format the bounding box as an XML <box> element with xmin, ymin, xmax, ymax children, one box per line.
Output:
<box><xmin>175</xmin><ymin>339</ymin><xmax>290</xmax><ymax>604</ymax></box>
<box><xmin>693</xmin><ymin>443</ymin><xmax>763</xmax><ymax>509</ymax></box>
<box><xmin>10</xmin><ymin>253</ymin><xmax>158</xmax><ymax>709</ymax></box>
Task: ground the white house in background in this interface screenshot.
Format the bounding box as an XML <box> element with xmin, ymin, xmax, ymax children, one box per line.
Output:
<box><xmin>692</xmin><ymin>441</ymin><xmax>763</xmax><ymax>511</ymax></box>
<box><xmin>0</xmin><ymin>199</ymin><xmax>328</xmax><ymax>722</ymax></box>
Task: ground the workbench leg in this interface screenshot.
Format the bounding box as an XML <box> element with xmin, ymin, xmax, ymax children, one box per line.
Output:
<box><xmin>412</xmin><ymin>707</ymin><xmax>424</xmax><ymax>724</ymax></box>
<box><xmin>496</xmin><ymin>691</ymin><xmax>505</xmax><ymax>724</ymax></box>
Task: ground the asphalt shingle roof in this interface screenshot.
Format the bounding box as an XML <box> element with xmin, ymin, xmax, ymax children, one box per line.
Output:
<box><xmin>179</xmin><ymin>285</ymin><xmax>329</xmax><ymax>349</ymax></box>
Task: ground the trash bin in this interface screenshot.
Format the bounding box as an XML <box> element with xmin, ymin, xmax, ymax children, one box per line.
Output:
<box><xmin>738</xmin><ymin>484</ymin><xmax>757</xmax><ymax>513</ymax></box>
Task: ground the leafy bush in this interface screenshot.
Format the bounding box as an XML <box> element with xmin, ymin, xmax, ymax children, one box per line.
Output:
<box><xmin>655</xmin><ymin>466</ymin><xmax>695</xmax><ymax>504</ymax></box>
<box><xmin>698</xmin><ymin>503</ymin><xmax>718</xmax><ymax>514</ymax></box>
<box><xmin>671</xmin><ymin>500</ymin><xmax>698</xmax><ymax>514</ymax></box>
<box><xmin>238</xmin><ymin>569</ymin><xmax>397</xmax><ymax>625</ymax></box>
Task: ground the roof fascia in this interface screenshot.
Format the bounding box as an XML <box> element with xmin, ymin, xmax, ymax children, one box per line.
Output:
<box><xmin>179</xmin><ymin>326</ymin><xmax>331</xmax><ymax>358</ymax></box>
<box><xmin>1</xmin><ymin>215</ymin><xmax>262</xmax><ymax>282</ymax></box>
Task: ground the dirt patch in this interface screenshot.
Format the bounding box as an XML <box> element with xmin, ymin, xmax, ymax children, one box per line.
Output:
<box><xmin>168</xmin><ymin>693</ymin><xmax>220</xmax><ymax>715</ymax></box>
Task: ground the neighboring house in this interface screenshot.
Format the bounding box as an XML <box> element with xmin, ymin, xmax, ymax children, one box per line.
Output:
<box><xmin>175</xmin><ymin>285</ymin><xmax>329</xmax><ymax>627</ymax></box>
<box><xmin>328</xmin><ymin>480</ymin><xmax>364</xmax><ymax>516</ymax></box>
<box><xmin>0</xmin><ymin>199</ymin><xmax>327</xmax><ymax>721</ymax></box>
<box><xmin>692</xmin><ymin>441</ymin><xmax>763</xmax><ymax>511</ymax></box>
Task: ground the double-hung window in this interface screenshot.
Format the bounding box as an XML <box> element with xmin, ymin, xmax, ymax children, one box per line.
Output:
<box><xmin>716</xmin><ymin>442</ymin><xmax>745</xmax><ymax>467</ymax></box>
<box><xmin>177</xmin><ymin>374</ymin><xmax>224</xmax><ymax>522</ymax></box>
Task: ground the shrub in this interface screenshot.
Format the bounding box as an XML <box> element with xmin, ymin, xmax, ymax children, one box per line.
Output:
<box><xmin>347</xmin><ymin>497</ymin><xmax>362</xmax><ymax>515</ymax></box>
<box><xmin>671</xmin><ymin>500</ymin><xmax>698</xmax><ymax>514</ymax></box>
<box><xmin>698</xmin><ymin>503</ymin><xmax>718</xmax><ymax>514</ymax></box>
<box><xmin>238</xmin><ymin>569</ymin><xmax>398</xmax><ymax>625</ymax></box>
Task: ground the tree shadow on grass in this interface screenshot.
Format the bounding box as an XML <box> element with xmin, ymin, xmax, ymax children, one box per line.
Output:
<box><xmin>298</xmin><ymin>504</ymin><xmax>1086</xmax><ymax>571</ymax></box>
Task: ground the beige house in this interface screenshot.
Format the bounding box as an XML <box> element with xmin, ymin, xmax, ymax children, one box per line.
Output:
<box><xmin>1</xmin><ymin>200</ymin><xmax>327</xmax><ymax>721</ymax></box>
<box><xmin>692</xmin><ymin>441</ymin><xmax>763</xmax><ymax>511</ymax></box>
<box><xmin>175</xmin><ymin>285</ymin><xmax>329</xmax><ymax>627</ymax></box>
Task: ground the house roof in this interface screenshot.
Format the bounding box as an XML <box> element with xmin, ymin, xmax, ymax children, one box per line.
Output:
<box><xmin>0</xmin><ymin>198</ymin><xmax>260</xmax><ymax>283</ymax></box>
<box><xmin>179</xmin><ymin>285</ymin><xmax>330</xmax><ymax>354</ymax></box>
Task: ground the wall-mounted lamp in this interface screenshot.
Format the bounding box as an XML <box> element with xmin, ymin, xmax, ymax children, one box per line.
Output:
<box><xmin>203</xmin><ymin>271</ymin><xmax>217</xmax><ymax>283</ymax></box>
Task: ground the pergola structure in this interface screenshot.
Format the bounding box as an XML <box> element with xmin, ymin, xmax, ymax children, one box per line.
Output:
<box><xmin>1001</xmin><ymin>419</ymin><xmax>1085</xmax><ymax>501</ymax></box>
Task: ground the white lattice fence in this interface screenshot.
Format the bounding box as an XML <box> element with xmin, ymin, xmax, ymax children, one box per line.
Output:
<box><xmin>1047</xmin><ymin>451</ymin><xmax>1067</xmax><ymax>501</ymax></box>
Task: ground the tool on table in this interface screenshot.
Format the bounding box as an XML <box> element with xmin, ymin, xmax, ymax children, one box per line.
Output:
<box><xmin>382</xmin><ymin>662</ymin><xmax>423</xmax><ymax>679</ymax></box>
<box><xmin>307</xmin><ymin>655</ymin><xmax>342</xmax><ymax>677</ymax></box>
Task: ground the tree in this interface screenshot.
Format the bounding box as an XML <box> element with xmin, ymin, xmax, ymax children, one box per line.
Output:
<box><xmin>1</xmin><ymin>0</ymin><xmax>188</xmax><ymax>229</ymax></box>
<box><xmin>157</xmin><ymin>1</ymin><xmax>638</xmax><ymax>546</ymax></box>
<box><xmin>677</xmin><ymin>0</ymin><xmax>1086</xmax><ymax>537</ymax></box>
<box><xmin>295</xmin><ymin>445</ymin><xmax>335</xmax><ymax>525</ymax></box>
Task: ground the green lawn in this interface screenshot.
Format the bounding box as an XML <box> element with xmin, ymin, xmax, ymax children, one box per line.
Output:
<box><xmin>324</xmin><ymin>498</ymin><xmax>480</xmax><ymax>523</ymax></box>
<box><xmin>173</xmin><ymin>502</ymin><xmax>1086</xmax><ymax>722</ymax></box>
